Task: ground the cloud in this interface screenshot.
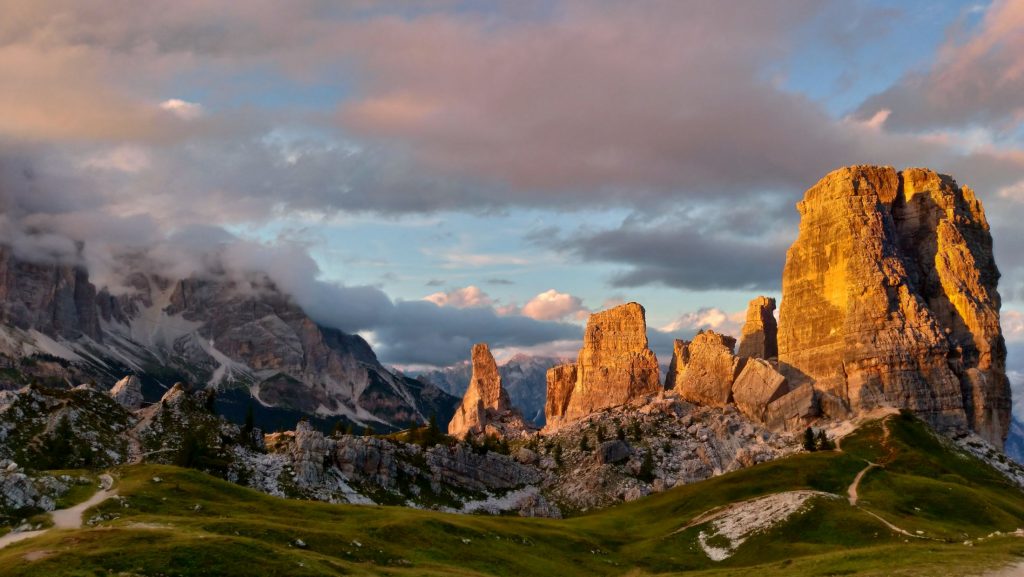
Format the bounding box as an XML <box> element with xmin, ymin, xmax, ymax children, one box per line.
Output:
<box><xmin>854</xmin><ymin>0</ymin><xmax>1024</xmax><ymax>132</ymax></box>
<box><xmin>520</xmin><ymin>289</ymin><xmax>589</xmax><ymax>321</ymax></box>
<box><xmin>1004</xmin><ymin>309</ymin><xmax>1024</xmax><ymax>342</ymax></box>
<box><xmin>423</xmin><ymin>285</ymin><xmax>494</xmax><ymax>308</ymax></box>
<box><xmin>160</xmin><ymin>99</ymin><xmax>204</xmax><ymax>121</ymax></box>
<box><xmin>660</xmin><ymin>307</ymin><xmax>746</xmax><ymax>337</ymax></box>
<box><xmin>548</xmin><ymin>203</ymin><xmax>794</xmax><ymax>291</ymax></box>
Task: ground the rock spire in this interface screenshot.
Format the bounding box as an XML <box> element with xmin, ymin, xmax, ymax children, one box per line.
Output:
<box><xmin>448</xmin><ymin>343</ymin><xmax>528</xmax><ymax>438</ymax></box>
<box><xmin>777</xmin><ymin>165</ymin><xmax>1010</xmax><ymax>445</ymax></box>
<box><xmin>737</xmin><ymin>296</ymin><xmax>777</xmax><ymax>359</ymax></box>
<box><xmin>545</xmin><ymin>303</ymin><xmax>661</xmax><ymax>429</ymax></box>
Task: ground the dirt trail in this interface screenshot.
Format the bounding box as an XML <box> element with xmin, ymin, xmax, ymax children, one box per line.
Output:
<box><xmin>845</xmin><ymin>418</ymin><xmax>937</xmax><ymax>540</ymax></box>
<box><xmin>0</xmin><ymin>474</ymin><xmax>115</xmax><ymax>550</ymax></box>
<box><xmin>847</xmin><ymin>418</ymin><xmax>894</xmax><ymax>506</ymax></box>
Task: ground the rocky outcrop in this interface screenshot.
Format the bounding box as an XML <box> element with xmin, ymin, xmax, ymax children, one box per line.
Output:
<box><xmin>0</xmin><ymin>246</ymin><xmax>101</xmax><ymax>342</ymax></box>
<box><xmin>731</xmin><ymin>358</ymin><xmax>788</xmax><ymax>422</ymax></box>
<box><xmin>738</xmin><ymin>296</ymin><xmax>777</xmax><ymax>359</ymax></box>
<box><xmin>544</xmin><ymin>303</ymin><xmax>661</xmax><ymax>429</ymax></box>
<box><xmin>670</xmin><ymin>331</ymin><xmax>743</xmax><ymax>407</ymax></box>
<box><xmin>544</xmin><ymin>364</ymin><xmax>577</xmax><ymax>426</ymax></box>
<box><xmin>418</xmin><ymin>354</ymin><xmax>567</xmax><ymax>426</ymax></box>
<box><xmin>447</xmin><ymin>343</ymin><xmax>529</xmax><ymax>439</ymax></box>
<box><xmin>664</xmin><ymin>339</ymin><xmax>690</xmax><ymax>390</ymax></box>
<box><xmin>109</xmin><ymin>375</ymin><xmax>144</xmax><ymax>410</ymax></box>
<box><xmin>778</xmin><ymin>166</ymin><xmax>1011</xmax><ymax>445</ymax></box>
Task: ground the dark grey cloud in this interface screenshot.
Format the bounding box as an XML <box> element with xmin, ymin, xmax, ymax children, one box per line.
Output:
<box><xmin>546</xmin><ymin>201</ymin><xmax>795</xmax><ymax>291</ymax></box>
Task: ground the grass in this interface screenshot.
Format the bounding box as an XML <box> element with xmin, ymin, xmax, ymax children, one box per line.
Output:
<box><xmin>46</xmin><ymin>471</ymin><xmax>99</xmax><ymax>510</ymax></box>
<box><xmin>1</xmin><ymin>415</ymin><xmax>1023</xmax><ymax>576</ymax></box>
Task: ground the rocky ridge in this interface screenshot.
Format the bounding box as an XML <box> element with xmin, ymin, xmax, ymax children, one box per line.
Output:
<box><xmin>0</xmin><ymin>248</ymin><xmax>457</xmax><ymax>432</ymax></box>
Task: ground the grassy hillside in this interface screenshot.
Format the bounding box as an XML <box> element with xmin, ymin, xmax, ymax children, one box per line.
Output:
<box><xmin>2</xmin><ymin>413</ymin><xmax>1024</xmax><ymax>576</ymax></box>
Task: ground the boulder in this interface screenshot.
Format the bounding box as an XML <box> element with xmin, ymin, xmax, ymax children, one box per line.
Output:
<box><xmin>763</xmin><ymin>383</ymin><xmax>819</xmax><ymax>431</ymax></box>
<box><xmin>737</xmin><ymin>296</ymin><xmax>778</xmax><ymax>359</ymax></box>
<box><xmin>777</xmin><ymin>166</ymin><xmax>1010</xmax><ymax>445</ymax></box>
<box><xmin>731</xmin><ymin>358</ymin><xmax>788</xmax><ymax>422</ymax></box>
<box><xmin>596</xmin><ymin>440</ymin><xmax>631</xmax><ymax>464</ymax></box>
<box><xmin>671</xmin><ymin>331</ymin><xmax>742</xmax><ymax>407</ymax></box>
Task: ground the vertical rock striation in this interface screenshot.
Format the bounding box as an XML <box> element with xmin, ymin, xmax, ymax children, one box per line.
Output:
<box><xmin>737</xmin><ymin>296</ymin><xmax>777</xmax><ymax>359</ymax></box>
<box><xmin>544</xmin><ymin>303</ymin><xmax>661</xmax><ymax>429</ymax></box>
<box><xmin>777</xmin><ymin>165</ymin><xmax>1011</xmax><ymax>445</ymax></box>
<box><xmin>448</xmin><ymin>343</ymin><xmax>528</xmax><ymax>438</ymax></box>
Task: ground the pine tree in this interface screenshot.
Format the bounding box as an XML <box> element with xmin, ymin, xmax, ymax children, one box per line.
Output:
<box><xmin>630</xmin><ymin>419</ymin><xmax>643</xmax><ymax>441</ymax></box>
<box><xmin>241</xmin><ymin>403</ymin><xmax>255</xmax><ymax>446</ymax></box>
<box><xmin>616</xmin><ymin>423</ymin><xmax>626</xmax><ymax>441</ymax></box>
<box><xmin>552</xmin><ymin>443</ymin><xmax>563</xmax><ymax>466</ymax></box>
<box><xmin>579</xmin><ymin>434</ymin><xmax>590</xmax><ymax>452</ymax></box>
<box><xmin>803</xmin><ymin>427</ymin><xmax>817</xmax><ymax>452</ymax></box>
<box><xmin>815</xmin><ymin>429</ymin><xmax>833</xmax><ymax>451</ymax></box>
<box><xmin>639</xmin><ymin>449</ymin><xmax>655</xmax><ymax>482</ymax></box>
<box><xmin>425</xmin><ymin>413</ymin><xmax>442</xmax><ymax>446</ymax></box>
<box><xmin>595</xmin><ymin>425</ymin><xmax>606</xmax><ymax>443</ymax></box>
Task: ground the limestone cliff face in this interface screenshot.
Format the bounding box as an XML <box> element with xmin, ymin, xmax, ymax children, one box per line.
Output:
<box><xmin>778</xmin><ymin>165</ymin><xmax>1011</xmax><ymax>445</ymax></box>
<box><xmin>447</xmin><ymin>343</ymin><xmax>528</xmax><ymax>438</ymax></box>
<box><xmin>670</xmin><ymin>331</ymin><xmax>742</xmax><ymax>407</ymax></box>
<box><xmin>544</xmin><ymin>303</ymin><xmax>661</xmax><ymax>429</ymax></box>
<box><xmin>544</xmin><ymin>363</ymin><xmax>577</xmax><ymax>426</ymax></box>
<box><xmin>737</xmin><ymin>296</ymin><xmax>777</xmax><ymax>359</ymax></box>
<box><xmin>0</xmin><ymin>246</ymin><xmax>100</xmax><ymax>341</ymax></box>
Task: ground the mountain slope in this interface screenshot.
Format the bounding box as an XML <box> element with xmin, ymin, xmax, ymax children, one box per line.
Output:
<box><xmin>3</xmin><ymin>412</ymin><xmax>1023</xmax><ymax>576</ymax></box>
<box><xmin>0</xmin><ymin>246</ymin><xmax>457</xmax><ymax>431</ymax></box>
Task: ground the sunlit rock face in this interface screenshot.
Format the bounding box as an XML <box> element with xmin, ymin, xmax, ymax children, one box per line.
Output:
<box><xmin>544</xmin><ymin>303</ymin><xmax>661</xmax><ymax>429</ymax></box>
<box><xmin>737</xmin><ymin>296</ymin><xmax>777</xmax><ymax>360</ymax></box>
<box><xmin>778</xmin><ymin>165</ymin><xmax>1010</xmax><ymax>445</ymax></box>
<box><xmin>669</xmin><ymin>331</ymin><xmax>742</xmax><ymax>407</ymax></box>
<box><xmin>447</xmin><ymin>343</ymin><xmax>529</xmax><ymax>439</ymax></box>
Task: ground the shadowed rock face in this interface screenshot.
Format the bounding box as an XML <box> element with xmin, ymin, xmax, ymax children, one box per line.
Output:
<box><xmin>778</xmin><ymin>165</ymin><xmax>1011</xmax><ymax>445</ymax></box>
<box><xmin>0</xmin><ymin>246</ymin><xmax>100</xmax><ymax>341</ymax></box>
<box><xmin>545</xmin><ymin>303</ymin><xmax>661</xmax><ymax>429</ymax></box>
<box><xmin>448</xmin><ymin>343</ymin><xmax>528</xmax><ymax>438</ymax></box>
<box><xmin>738</xmin><ymin>296</ymin><xmax>777</xmax><ymax>360</ymax></box>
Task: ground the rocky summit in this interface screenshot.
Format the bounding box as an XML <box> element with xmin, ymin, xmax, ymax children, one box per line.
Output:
<box><xmin>544</xmin><ymin>303</ymin><xmax>661</xmax><ymax>430</ymax></box>
<box><xmin>777</xmin><ymin>165</ymin><xmax>1011</xmax><ymax>446</ymax></box>
<box><xmin>447</xmin><ymin>343</ymin><xmax>530</xmax><ymax>439</ymax></box>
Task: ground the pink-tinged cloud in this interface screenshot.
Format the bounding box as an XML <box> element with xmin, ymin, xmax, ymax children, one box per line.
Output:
<box><xmin>856</xmin><ymin>0</ymin><xmax>1024</xmax><ymax>131</ymax></box>
<box><xmin>660</xmin><ymin>307</ymin><xmax>746</xmax><ymax>339</ymax></box>
<box><xmin>423</xmin><ymin>285</ymin><xmax>494</xmax><ymax>308</ymax></box>
<box><xmin>520</xmin><ymin>289</ymin><xmax>589</xmax><ymax>321</ymax></box>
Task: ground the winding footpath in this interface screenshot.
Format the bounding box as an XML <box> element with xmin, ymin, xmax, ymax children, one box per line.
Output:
<box><xmin>0</xmin><ymin>474</ymin><xmax>115</xmax><ymax>550</ymax></box>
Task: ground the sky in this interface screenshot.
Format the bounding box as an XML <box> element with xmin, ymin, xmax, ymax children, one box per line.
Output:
<box><xmin>1</xmin><ymin>1</ymin><xmax>1024</xmax><ymax>390</ymax></box>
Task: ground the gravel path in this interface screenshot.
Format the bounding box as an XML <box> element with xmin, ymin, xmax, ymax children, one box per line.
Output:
<box><xmin>0</xmin><ymin>474</ymin><xmax>115</xmax><ymax>550</ymax></box>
